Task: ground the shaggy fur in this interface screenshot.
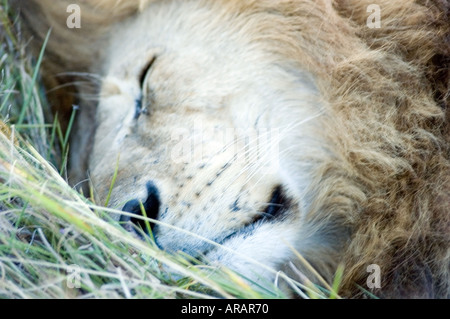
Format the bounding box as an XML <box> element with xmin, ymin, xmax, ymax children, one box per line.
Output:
<box><xmin>18</xmin><ymin>0</ymin><xmax>449</xmax><ymax>298</ymax></box>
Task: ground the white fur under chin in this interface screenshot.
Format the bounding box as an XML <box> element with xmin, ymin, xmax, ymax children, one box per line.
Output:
<box><xmin>204</xmin><ymin>219</ymin><xmax>301</xmax><ymax>288</ymax></box>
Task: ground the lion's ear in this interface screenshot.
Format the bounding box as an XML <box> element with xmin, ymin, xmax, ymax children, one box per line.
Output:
<box><xmin>16</xmin><ymin>0</ymin><xmax>151</xmax><ymax>76</ymax></box>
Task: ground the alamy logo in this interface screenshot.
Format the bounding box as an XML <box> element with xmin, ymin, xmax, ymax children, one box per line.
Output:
<box><xmin>366</xmin><ymin>264</ymin><xmax>381</xmax><ymax>289</ymax></box>
<box><xmin>170</xmin><ymin>121</ymin><xmax>281</xmax><ymax>174</ymax></box>
<box><xmin>66</xmin><ymin>4</ymin><xmax>81</xmax><ymax>29</ymax></box>
<box><xmin>367</xmin><ymin>4</ymin><xmax>381</xmax><ymax>29</ymax></box>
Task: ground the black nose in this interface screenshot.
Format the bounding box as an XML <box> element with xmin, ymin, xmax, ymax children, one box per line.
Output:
<box><xmin>120</xmin><ymin>181</ymin><xmax>160</xmax><ymax>233</ymax></box>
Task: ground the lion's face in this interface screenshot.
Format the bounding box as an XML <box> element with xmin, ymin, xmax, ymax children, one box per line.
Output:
<box><xmin>89</xmin><ymin>1</ymin><xmax>328</xmax><ymax>283</ymax></box>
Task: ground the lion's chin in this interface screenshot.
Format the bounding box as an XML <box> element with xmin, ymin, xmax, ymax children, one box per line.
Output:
<box><xmin>117</xmin><ymin>185</ymin><xmax>301</xmax><ymax>290</ymax></box>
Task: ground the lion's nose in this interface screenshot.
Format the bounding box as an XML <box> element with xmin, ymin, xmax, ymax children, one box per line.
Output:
<box><xmin>120</xmin><ymin>181</ymin><xmax>161</xmax><ymax>233</ymax></box>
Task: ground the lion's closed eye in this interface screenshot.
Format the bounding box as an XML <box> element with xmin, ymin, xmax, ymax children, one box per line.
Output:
<box><xmin>139</xmin><ymin>56</ymin><xmax>157</xmax><ymax>88</ymax></box>
<box><xmin>135</xmin><ymin>56</ymin><xmax>157</xmax><ymax>119</ymax></box>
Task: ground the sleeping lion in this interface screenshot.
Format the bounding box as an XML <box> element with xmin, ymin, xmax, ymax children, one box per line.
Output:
<box><xmin>18</xmin><ymin>0</ymin><xmax>449</xmax><ymax>298</ymax></box>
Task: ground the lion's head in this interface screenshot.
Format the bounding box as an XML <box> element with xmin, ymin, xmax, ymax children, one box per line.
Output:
<box><xmin>20</xmin><ymin>0</ymin><xmax>450</xmax><ymax>298</ymax></box>
<box><xmin>89</xmin><ymin>1</ymin><xmax>336</xmax><ymax>285</ymax></box>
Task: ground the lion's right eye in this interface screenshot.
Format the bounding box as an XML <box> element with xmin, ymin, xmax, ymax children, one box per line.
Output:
<box><xmin>139</xmin><ymin>56</ymin><xmax>157</xmax><ymax>88</ymax></box>
<box><xmin>135</xmin><ymin>56</ymin><xmax>157</xmax><ymax>119</ymax></box>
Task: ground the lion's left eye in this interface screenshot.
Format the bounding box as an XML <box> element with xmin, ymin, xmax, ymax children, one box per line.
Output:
<box><xmin>139</xmin><ymin>56</ymin><xmax>157</xmax><ymax>88</ymax></box>
<box><xmin>135</xmin><ymin>56</ymin><xmax>157</xmax><ymax>119</ymax></box>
